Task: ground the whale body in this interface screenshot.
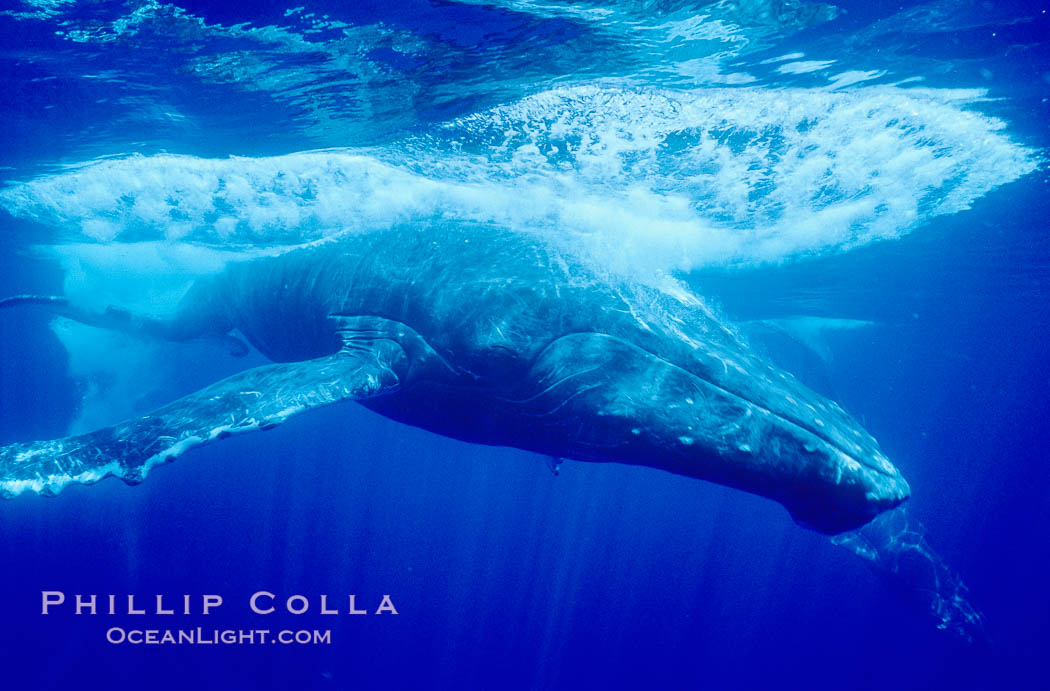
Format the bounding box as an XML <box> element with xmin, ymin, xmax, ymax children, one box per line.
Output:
<box><xmin>0</xmin><ymin>222</ymin><xmax>909</xmax><ymax>533</ymax></box>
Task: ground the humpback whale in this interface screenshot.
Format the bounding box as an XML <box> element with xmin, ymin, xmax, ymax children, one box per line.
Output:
<box><xmin>0</xmin><ymin>222</ymin><xmax>909</xmax><ymax>534</ymax></box>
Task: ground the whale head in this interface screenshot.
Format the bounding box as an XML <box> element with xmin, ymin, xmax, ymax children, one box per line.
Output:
<box><xmin>516</xmin><ymin>331</ymin><xmax>910</xmax><ymax>534</ymax></box>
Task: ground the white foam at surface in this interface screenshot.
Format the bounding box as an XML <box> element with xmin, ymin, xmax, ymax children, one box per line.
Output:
<box><xmin>439</xmin><ymin>84</ymin><xmax>1038</xmax><ymax>262</ymax></box>
<box><xmin>0</xmin><ymin>83</ymin><xmax>1039</xmax><ymax>285</ymax></box>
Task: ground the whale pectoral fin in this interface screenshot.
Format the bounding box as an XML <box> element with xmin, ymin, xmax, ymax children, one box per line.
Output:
<box><xmin>0</xmin><ymin>339</ymin><xmax>408</xmax><ymax>499</ymax></box>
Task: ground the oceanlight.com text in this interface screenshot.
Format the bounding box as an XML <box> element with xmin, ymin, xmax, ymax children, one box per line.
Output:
<box><xmin>106</xmin><ymin>627</ymin><xmax>332</xmax><ymax>645</ymax></box>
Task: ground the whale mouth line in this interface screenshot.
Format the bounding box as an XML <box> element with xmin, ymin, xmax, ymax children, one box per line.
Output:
<box><xmin>541</xmin><ymin>331</ymin><xmax>893</xmax><ymax>478</ymax></box>
<box><xmin>764</xmin><ymin>408</ymin><xmax>893</xmax><ymax>478</ymax></box>
<box><xmin>690</xmin><ymin>372</ymin><xmax>893</xmax><ymax>477</ymax></box>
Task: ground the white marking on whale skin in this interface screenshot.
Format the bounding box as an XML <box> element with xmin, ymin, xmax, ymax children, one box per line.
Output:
<box><xmin>14</xmin><ymin>446</ymin><xmax>54</xmax><ymax>464</ymax></box>
<box><xmin>874</xmin><ymin>452</ymin><xmax>896</xmax><ymax>475</ymax></box>
<box><xmin>723</xmin><ymin>358</ymin><xmax>749</xmax><ymax>378</ymax></box>
<box><xmin>208</xmin><ymin>425</ymin><xmax>234</xmax><ymax>440</ymax></box>
<box><xmin>76</xmin><ymin>460</ymin><xmax>123</xmax><ymax>485</ymax></box>
<box><xmin>829</xmin><ymin>450</ymin><xmax>864</xmax><ymax>486</ymax></box>
<box><xmin>0</xmin><ymin>476</ymin><xmax>48</xmax><ymax>496</ymax></box>
<box><xmin>0</xmin><ymin>460</ymin><xmax>123</xmax><ymax>498</ymax></box>
<box><xmin>275</xmin><ymin>405</ymin><xmax>305</xmax><ymax>419</ymax></box>
<box><xmin>141</xmin><ymin>436</ymin><xmax>206</xmax><ymax>478</ymax></box>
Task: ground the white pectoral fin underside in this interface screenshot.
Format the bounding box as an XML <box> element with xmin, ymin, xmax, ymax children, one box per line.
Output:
<box><xmin>0</xmin><ymin>338</ymin><xmax>408</xmax><ymax>499</ymax></box>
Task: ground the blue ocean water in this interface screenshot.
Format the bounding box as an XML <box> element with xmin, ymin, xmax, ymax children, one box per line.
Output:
<box><xmin>0</xmin><ymin>0</ymin><xmax>1048</xmax><ymax>688</ymax></box>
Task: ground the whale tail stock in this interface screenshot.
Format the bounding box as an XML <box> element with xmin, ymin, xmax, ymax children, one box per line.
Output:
<box><xmin>0</xmin><ymin>293</ymin><xmax>249</xmax><ymax>356</ymax></box>
<box><xmin>1</xmin><ymin>294</ymin><xmax>180</xmax><ymax>337</ymax></box>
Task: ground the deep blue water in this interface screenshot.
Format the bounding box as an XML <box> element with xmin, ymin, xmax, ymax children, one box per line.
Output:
<box><xmin>1</xmin><ymin>1</ymin><xmax>1048</xmax><ymax>689</ymax></box>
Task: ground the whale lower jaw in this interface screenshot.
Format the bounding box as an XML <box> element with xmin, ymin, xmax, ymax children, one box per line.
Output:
<box><xmin>755</xmin><ymin>410</ymin><xmax>911</xmax><ymax>533</ymax></box>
